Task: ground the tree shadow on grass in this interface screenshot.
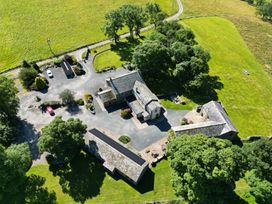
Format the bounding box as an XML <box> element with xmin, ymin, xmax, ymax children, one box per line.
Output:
<box><xmin>109</xmin><ymin>167</ymin><xmax>155</xmax><ymax>194</ymax></box>
<box><xmin>146</xmin><ymin>75</ymin><xmax>224</xmax><ymax>105</ymax></box>
<box><xmin>49</xmin><ymin>152</ymin><xmax>106</xmax><ymax>203</ymax></box>
<box><xmin>111</xmin><ymin>39</ymin><xmax>142</xmax><ymax>62</ymax></box>
<box><xmin>185</xmin><ymin>75</ymin><xmax>224</xmax><ymax>105</ymax></box>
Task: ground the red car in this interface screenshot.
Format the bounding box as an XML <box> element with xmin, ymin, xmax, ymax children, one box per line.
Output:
<box><xmin>46</xmin><ymin>106</ymin><xmax>55</xmax><ymax>116</ymax></box>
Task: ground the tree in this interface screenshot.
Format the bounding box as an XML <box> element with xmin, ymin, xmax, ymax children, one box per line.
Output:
<box><xmin>25</xmin><ymin>175</ymin><xmax>57</xmax><ymax>204</ymax></box>
<box><xmin>103</xmin><ymin>9</ymin><xmax>124</xmax><ymax>43</ymax></box>
<box><xmin>59</xmin><ymin>89</ymin><xmax>75</xmax><ymax>106</ymax></box>
<box><xmin>18</xmin><ymin>67</ymin><xmax>38</xmax><ymax>88</ymax></box>
<box><xmin>245</xmin><ymin>170</ymin><xmax>272</xmax><ymax>204</ymax></box>
<box><xmin>243</xmin><ymin>138</ymin><xmax>272</xmax><ymax>182</ymax></box>
<box><xmin>0</xmin><ymin>121</ymin><xmax>15</xmax><ymax>147</ymax></box>
<box><xmin>257</xmin><ymin>1</ymin><xmax>272</xmax><ymax>20</ymax></box>
<box><xmin>34</xmin><ymin>77</ymin><xmax>48</xmax><ymax>91</ymax></box>
<box><xmin>166</xmin><ymin>134</ymin><xmax>247</xmax><ymax>204</ymax></box>
<box><xmin>38</xmin><ymin>116</ymin><xmax>87</xmax><ymax>162</ymax></box>
<box><xmin>0</xmin><ymin>143</ymin><xmax>32</xmax><ymax>203</ymax></box>
<box><xmin>120</xmin><ymin>4</ymin><xmax>146</xmax><ymax>39</ymax></box>
<box><xmin>132</xmin><ymin>40</ymin><xmax>171</xmax><ymax>79</ymax></box>
<box><xmin>0</xmin><ymin>76</ymin><xmax>19</xmax><ymax>120</ymax></box>
<box><xmin>145</xmin><ymin>3</ymin><xmax>167</xmax><ymax>27</ymax></box>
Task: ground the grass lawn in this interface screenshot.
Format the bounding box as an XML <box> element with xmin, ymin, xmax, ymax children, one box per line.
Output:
<box><xmin>183</xmin><ymin>17</ymin><xmax>272</xmax><ymax>137</ymax></box>
<box><xmin>94</xmin><ymin>49</ymin><xmax>123</xmax><ymax>72</ymax></box>
<box><xmin>93</xmin><ymin>31</ymin><xmax>153</xmax><ymax>71</ymax></box>
<box><xmin>27</xmin><ymin>156</ymin><xmax>180</xmax><ymax>204</ymax></box>
<box><xmin>0</xmin><ymin>0</ymin><xmax>177</xmax><ymax>71</ymax></box>
<box><xmin>27</xmin><ymin>153</ymin><xmax>254</xmax><ymax>203</ymax></box>
<box><xmin>160</xmin><ymin>96</ymin><xmax>197</xmax><ymax>110</ymax></box>
<box><xmin>182</xmin><ymin>0</ymin><xmax>272</xmax><ymax>77</ymax></box>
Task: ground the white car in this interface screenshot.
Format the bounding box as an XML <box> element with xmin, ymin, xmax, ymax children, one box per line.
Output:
<box><xmin>46</xmin><ymin>70</ymin><xmax>53</xmax><ymax>78</ymax></box>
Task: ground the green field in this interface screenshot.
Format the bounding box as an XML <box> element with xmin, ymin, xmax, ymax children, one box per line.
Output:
<box><xmin>182</xmin><ymin>0</ymin><xmax>272</xmax><ymax>77</ymax></box>
<box><xmin>28</xmin><ymin>157</ymin><xmax>179</xmax><ymax>204</ymax></box>
<box><xmin>0</xmin><ymin>0</ymin><xmax>177</xmax><ymax>71</ymax></box>
<box><xmin>183</xmin><ymin>17</ymin><xmax>272</xmax><ymax>137</ymax></box>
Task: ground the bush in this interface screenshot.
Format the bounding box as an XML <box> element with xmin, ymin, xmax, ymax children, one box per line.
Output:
<box><xmin>31</xmin><ymin>62</ymin><xmax>40</xmax><ymax>72</ymax></box>
<box><xmin>59</xmin><ymin>89</ymin><xmax>75</xmax><ymax>106</ymax></box>
<box><xmin>118</xmin><ymin>135</ymin><xmax>131</xmax><ymax>144</ymax></box>
<box><xmin>34</xmin><ymin>77</ymin><xmax>48</xmax><ymax>91</ymax></box>
<box><xmin>19</xmin><ymin>67</ymin><xmax>38</xmax><ymax>88</ymax></box>
<box><xmin>35</xmin><ymin>96</ymin><xmax>41</xmax><ymax>102</ymax></box>
<box><xmin>73</xmin><ymin>66</ymin><xmax>85</xmax><ymax>76</ymax></box>
<box><xmin>40</xmin><ymin>101</ymin><xmax>62</xmax><ymax>109</ymax></box>
<box><xmin>120</xmin><ymin>108</ymin><xmax>132</xmax><ymax>119</ymax></box>
<box><xmin>64</xmin><ymin>54</ymin><xmax>77</xmax><ymax>65</ymax></box>
<box><xmin>22</xmin><ymin>60</ymin><xmax>31</xmax><ymax>68</ymax></box>
<box><xmin>84</xmin><ymin>91</ymin><xmax>93</xmax><ymax>103</ymax></box>
<box><xmin>85</xmin><ymin>103</ymin><xmax>94</xmax><ymax>110</ymax></box>
<box><xmin>82</xmin><ymin>51</ymin><xmax>87</xmax><ymax>60</ymax></box>
<box><xmin>76</xmin><ymin>99</ymin><xmax>84</xmax><ymax>106</ymax></box>
<box><xmin>53</xmin><ymin>58</ymin><xmax>62</xmax><ymax>67</ymax></box>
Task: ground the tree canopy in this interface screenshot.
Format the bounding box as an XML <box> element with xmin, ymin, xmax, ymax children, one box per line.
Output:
<box><xmin>243</xmin><ymin>138</ymin><xmax>272</xmax><ymax>182</ymax></box>
<box><xmin>38</xmin><ymin>116</ymin><xmax>87</xmax><ymax>162</ymax></box>
<box><xmin>18</xmin><ymin>67</ymin><xmax>38</xmax><ymax>89</ymax></box>
<box><xmin>0</xmin><ymin>76</ymin><xmax>19</xmax><ymax>120</ymax></box>
<box><xmin>166</xmin><ymin>133</ymin><xmax>247</xmax><ymax>204</ymax></box>
<box><xmin>0</xmin><ymin>143</ymin><xmax>31</xmax><ymax>203</ymax></box>
<box><xmin>245</xmin><ymin>170</ymin><xmax>272</xmax><ymax>204</ymax></box>
<box><xmin>59</xmin><ymin>89</ymin><xmax>75</xmax><ymax>106</ymax></box>
<box><xmin>132</xmin><ymin>21</ymin><xmax>221</xmax><ymax>100</ymax></box>
<box><xmin>103</xmin><ymin>3</ymin><xmax>166</xmax><ymax>41</ymax></box>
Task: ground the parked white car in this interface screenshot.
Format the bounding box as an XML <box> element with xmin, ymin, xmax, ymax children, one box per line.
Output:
<box><xmin>46</xmin><ymin>70</ymin><xmax>53</xmax><ymax>78</ymax></box>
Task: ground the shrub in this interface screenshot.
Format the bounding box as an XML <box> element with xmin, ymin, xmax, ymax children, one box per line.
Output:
<box><xmin>85</xmin><ymin>103</ymin><xmax>94</xmax><ymax>110</ymax></box>
<box><xmin>59</xmin><ymin>89</ymin><xmax>75</xmax><ymax>106</ymax></box>
<box><xmin>118</xmin><ymin>135</ymin><xmax>131</xmax><ymax>144</ymax></box>
<box><xmin>120</xmin><ymin>108</ymin><xmax>132</xmax><ymax>119</ymax></box>
<box><xmin>19</xmin><ymin>67</ymin><xmax>38</xmax><ymax>88</ymax></box>
<box><xmin>73</xmin><ymin>66</ymin><xmax>85</xmax><ymax>76</ymax></box>
<box><xmin>34</xmin><ymin>77</ymin><xmax>48</xmax><ymax>91</ymax></box>
<box><xmin>22</xmin><ymin>60</ymin><xmax>31</xmax><ymax>68</ymax></box>
<box><xmin>82</xmin><ymin>51</ymin><xmax>87</xmax><ymax>60</ymax></box>
<box><xmin>84</xmin><ymin>91</ymin><xmax>93</xmax><ymax>103</ymax></box>
<box><xmin>35</xmin><ymin>96</ymin><xmax>41</xmax><ymax>102</ymax></box>
<box><xmin>64</xmin><ymin>54</ymin><xmax>77</xmax><ymax>65</ymax></box>
<box><xmin>31</xmin><ymin>62</ymin><xmax>41</xmax><ymax>72</ymax></box>
<box><xmin>76</xmin><ymin>99</ymin><xmax>84</xmax><ymax>106</ymax></box>
<box><xmin>53</xmin><ymin>58</ymin><xmax>62</xmax><ymax>67</ymax></box>
<box><xmin>40</xmin><ymin>101</ymin><xmax>62</xmax><ymax>109</ymax></box>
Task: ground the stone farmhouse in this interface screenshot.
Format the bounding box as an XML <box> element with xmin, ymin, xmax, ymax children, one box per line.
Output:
<box><xmin>98</xmin><ymin>70</ymin><xmax>164</xmax><ymax>121</ymax></box>
<box><xmin>85</xmin><ymin>128</ymin><xmax>148</xmax><ymax>185</ymax></box>
<box><xmin>172</xmin><ymin>101</ymin><xmax>238</xmax><ymax>140</ymax></box>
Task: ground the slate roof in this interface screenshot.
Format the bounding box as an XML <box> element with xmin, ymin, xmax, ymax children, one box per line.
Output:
<box><xmin>85</xmin><ymin>129</ymin><xmax>148</xmax><ymax>185</ymax></box>
<box><xmin>173</xmin><ymin>101</ymin><xmax>238</xmax><ymax>138</ymax></box>
<box><xmin>107</xmin><ymin>71</ymin><xmax>144</xmax><ymax>96</ymax></box>
<box><xmin>133</xmin><ymin>80</ymin><xmax>159</xmax><ymax>107</ymax></box>
<box><xmin>172</xmin><ymin>121</ymin><xmax>226</xmax><ymax>137</ymax></box>
<box><xmin>203</xmin><ymin>101</ymin><xmax>238</xmax><ymax>135</ymax></box>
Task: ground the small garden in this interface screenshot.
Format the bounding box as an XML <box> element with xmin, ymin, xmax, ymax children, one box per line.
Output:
<box><xmin>118</xmin><ymin>135</ymin><xmax>131</xmax><ymax>144</ymax></box>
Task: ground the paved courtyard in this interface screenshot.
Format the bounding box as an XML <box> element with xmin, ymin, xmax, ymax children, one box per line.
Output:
<box><xmin>17</xmin><ymin>56</ymin><xmax>188</xmax><ymax>159</ymax></box>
